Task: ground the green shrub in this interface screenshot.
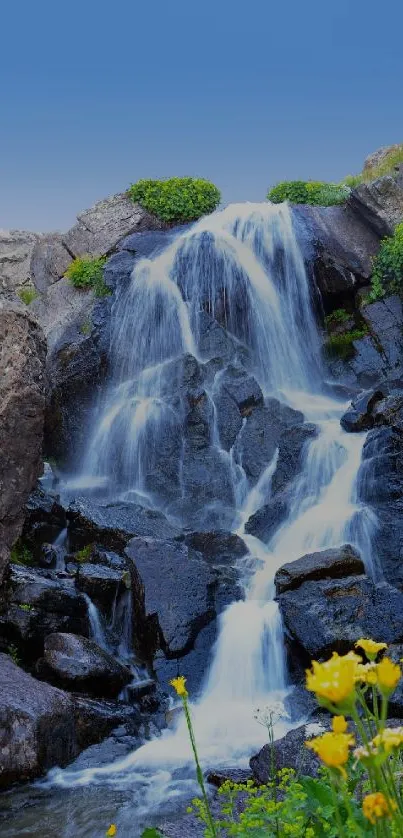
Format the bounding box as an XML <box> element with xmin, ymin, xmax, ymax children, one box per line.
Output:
<box><xmin>18</xmin><ymin>603</ymin><xmax>34</xmax><ymax>612</ymax></box>
<box><xmin>370</xmin><ymin>222</ymin><xmax>403</xmax><ymax>300</ymax></box>
<box><xmin>65</xmin><ymin>256</ymin><xmax>109</xmax><ymax>297</ymax></box>
<box><xmin>17</xmin><ymin>285</ymin><xmax>38</xmax><ymax>305</ymax></box>
<box><xmin>8</xmin><ymin>644</ymin><xmax>21</xmax><ymax>666</ymax></box>
<box><xmin>10</xmin><ymin>541</ymin><xmax>34</xmax><ymax>566</ymax></box>
<box><xmin>267</xmin><ymin>180</ymin><xmax>349</xmax><ymax>207</ymax></box>
<box><xmin>325</xmin><ymin>328</ymin><xmax>368</xmax><ymax>360</ymax></box>
<box><xmin>342</xmin><ymin>144</ymin><xmax>403</xmax><ymax>189</ymax></box>
<box><xmin>75</xmin><ymin>544</ymin><xmax>94</xmax><ymax>563</ymax></box>
<box><xmin>342</xmin><ymin>173</ymin><xmax>364</xmax><ymax>188</ymax></box>
<box><xmin>128</xmin><ymin>177</ymin><xmax>221</xmax><ymax>223</ymax></box>
<box><xmin>324</xmin><ymin>308</ymin><xmax>351</xmax><ymax>329</ymax></box>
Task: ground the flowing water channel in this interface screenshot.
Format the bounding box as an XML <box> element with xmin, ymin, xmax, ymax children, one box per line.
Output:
<box><xmin>1</xmin><ymin>203</ymin><xmax>379</xmax><ymax>836</ymax></box>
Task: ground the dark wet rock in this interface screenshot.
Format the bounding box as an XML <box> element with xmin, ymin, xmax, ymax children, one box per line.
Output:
<box><xmin>373</xmin><ymin>393</ymin><xmax>403</xmax><ymax>433</ymax></box>
<box><xmin>274</xmin><ymin>545</ymin><xmax>364</xmax><ymax>594</ymax></box>
<box><xmin>245</xmin><ymin>494</ymin><xmax>289</xmax><ymax>542</ymax></box>
<box><xmin>218</xmin><ymin>365</ymin><xmax>263</xmax><ymax>414</ymax></box>
<box><xmin>0</xmin><ymin>305</ymin><xmax>46</xmax><ymax>588</ymax></box>
<box><xmin>271</xmin><ymin>422</ymin><xmax>317</xmax><ymax>495</ymax></box>
<box><xmin>213</xmin><ymin>385</ymin><xmax>243</xmax><ymax>450</ymax></box>
<box><xmin>198</xmin><ymin>310</ymin><xmax>242</xmax><ymax>364</ymax></box>
<box><xmin>362</xmin><ymin>295</ymin><xmax>403</xmax><ymax>377</ymax></box>
<box><xmin>83</xmin><ymin>547</ymin><xmax>127</xmax><ymax>572</ymax></box>
<box><xmin>67</xmin><ymin>498</ymin><xmax>180</xmax><ymax>552</ymax></box>
<box><xmin>349</xmin><ymin>176</ymin><xmax>403</xmax><ymax>237</ymax></box>
<box><xmin>38</xmin><ymin>543</ymin><xmax>64</xmax><ymax>569</ymax></box>
<box><xmin>184</xmin><ymin>388</ymin><xmax>215</xmax><ymax>451</ymax></box>
<box><xmin>117</xmin><ymin>225</ymin><xmax>187</xmax><ymax>257</ymax></box>
<box><xmin>384</xmin><ymin>645</ymin><xmax>403</xmax><ymax>719</ymax></box>
<box><xmin>0</xmin><ymin>652</ymin><xmax>77</xmax><ymax>788</ymax></box>
<box><xmin>278</xmin><ymin>575</ymin><xmax>403</xmax><ymax>659</ymax></box>
<box><xmin>36</xmin><ymin>633</ymin><xmax>132</xmax><ymax>698</ymax></box>
<box><xmin>340</xmin><ymin>388</ymin><xmax>385</xmax><ymax>432</ymax></box>
<box><xmin>184</xmin><ymin>531</ymin><xmax>247</xmax><ymax>565</ymax></box>
<box><xmin>22</xmin><ymin>483</ymin><xmax>67</xmax><ymax>549</ymax></box>
<box><xmin>76</xmin><ymin>562</ymin><xmax>124</xmax><ymax>611</ymax></box>
<box><xmin>237</xmin><ymin>400</ymin><xmax>303</xmax><ymax>484</ymax></box>
<box><xmin>125</xmin><ymin>537</ymin><xmax>218</xmax><ymax>659</ymax></box>
<box><xmin>207</xmin><ymin>768</ymin><xmax>254</xmax><ymax>788</ymax></box>
<box><xmin>102</xmin><ymin>250</ymin><xmax>136</xmax><ymax>289</ymax></box>
<box><xmin>0</xmin><ymin>564</ymin><xmax>89</xmax><ymax>657</ymax></box>
<box><xmin>154</xmin><ymin>620</ymin><xmax>218</xmax><ymax>697</ymax></box>
<box><xmin>250</xmin><ymin>716</ymin><xmax>331</xmax><ymax>783</ymax></box>
<box><xmin>180</xmin><ymin>448</ymin><xmax>235</xmax><ymax>511</ymax></box>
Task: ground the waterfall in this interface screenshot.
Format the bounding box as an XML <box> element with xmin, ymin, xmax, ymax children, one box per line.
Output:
<box><xmin>47</xmin><ymin>202</ymin><xmax>376</xmax><ymax>825</ymax></box>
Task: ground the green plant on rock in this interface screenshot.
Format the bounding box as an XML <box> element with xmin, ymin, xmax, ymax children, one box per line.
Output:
<box><xmin>342</xmin><ymin>144</ymin><xmax>403</xmax><ymax>189</ymax></box>
<box><xmin>369</xmin><ymin>222</ymin><xmax>403</xmax><ymax>301</ymax></box>
<box><xmin>10</xmin><ymin>540</ymin><xmax>34</xmax><ymax>567</ymax></box>
<box><xmin>18</xmin><ymin>603</ymin><xmax>34</xmax><ymax>612</ymax></box>
<box><xmin>65</xmin><ymin>256</ymin><xmax>109</xmax><ymax>297</ymax></box>
<box><xmin>325</xmin><ymin>328</ymin><xmax>368</xmax><ymax>360</ymax></box>
<box><xmin>17</xmin><ymin>285</ymin><xmax>38</xmax><ymax>305</ymax></box>
<box><xmin>74</xmin><ymin>543</ymin><xmax>94</xmax><ymax>563</ymax></box>
<box><xmin>324</xmin><ymin>308</ymin><xmax>351</xmax><ymax>329</ymax></box>
<box><xmin>267</xmin><ymin>180</ymin><xmax>349</xmax><ymax>207</ymax></box>
<box><xmin>8</xmin><ymin>644</ymin><xmax>21</xmax><ymax>666</ymax></box>
<box><xmin>128</xmin><ymin>177</ymin><xmax>221</xmax><ymax>223</ymax></box>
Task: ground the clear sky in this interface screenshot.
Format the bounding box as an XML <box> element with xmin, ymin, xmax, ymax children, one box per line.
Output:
<box><xmin>2</xmin><ymin>0</ymin><xmax>403</xmax><ymax>232</ymax></box>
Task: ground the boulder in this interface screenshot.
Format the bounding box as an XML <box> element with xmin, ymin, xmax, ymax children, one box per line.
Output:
<box><xmin>245</xmin><ymin>494</ymin><xmax>289</xmax><ymax>542</ymax></box>
<box><xmin>0</xmin><ymin>304</ymin><xmax>46</xmax><ymax>587</ymax></box>
<box><xmin>0</xmin><ymin>230</ymin><xmax>39</xmax><ymax>294</ymax></box>
<box><xmin>363</xmin><ymin>144</ymin><xmax>402</xmax><ymax>173</ymax></box>
<box><xmin>361</xmin><ymin>295</ymin><xmax>403</xmax><ymax>379</ymax></box>
<box><xmin>76</xmin><ymin>562</ymin><xmax>124</xmax><ymax>611</ymax></box>
<box><xmin>340</xmin><ymin>388</ymin><xmax>385</xmax><ymax>432</ymax></box>
<box><xmin>271</xmin><ymin>422</ymin><xmax>317</xmax><ymax>495</ymax></box>
<box><xmin>0</xmin><ymin>652</ymin><xmax>77</xmax><ymax>787</ymax></box>
<box><xmin>183</xmin><ymin>531</ymin><xmax>247</xmax><ymax>565</ymax></box>
<box><xmin>30</xmin><ymin>233</ymin><xmax>72</xmax><ymax>292</ymax></box>
<box><xmin>67</xmin><ymin>497</ymin><xmax>180</xmax><ymax>552</ymax></box>
<box><xmin>349</xmin><ymin>176</ymin><xmax>403</xmax><ymax>237</ymax></box>
<box><xmin>237</xmin><ymin>401</ymin><xmax>303</xmax><ymax>484</ymax></box>
<box><xmin>274</xmin><ymin>545</ymin><xmax>364</xmax><ymax>594</ymax></box>
<box><xmin>73</xmin><ymin>695</ymin><xmax>141</xmax><ymax>751</ymax></box>
<box><xmin>125</xmin><ymin>537</ymin><xmax>218</xmax><ymax>659</ymax></box>
<box><xmin>0</xmin><ymin>564</ymin><xmax>89</xmax><ymax>656</ymax></box>
<box><xmin>250</xmin><ymin>716</ymin><xmax>331</xmax><ymax>783</ymax></box>
<box><xmin>278</xmin><ymin>575</ymin><xmax>403</xmax><ymax>659</ymax></box>
<box><xmin>36</xmin><ymin>633</ymin><xmax>132</xmax><ymax>697</ymax></box>
<box><xmin>62</xmin><ymin>192</ymin><xmax>165</xmax><ymax>258</ymax></box>
<box><xmin>373</xmin><ymin>393</ymin><xmax>403</xmax><ymax>432</ymax></box>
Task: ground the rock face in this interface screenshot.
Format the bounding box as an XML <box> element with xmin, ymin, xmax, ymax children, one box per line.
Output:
<box><xmin>0</xmin><ymin>652</ymin><xmax>77</xmax><ymax>787</ymax></box>
<box><xmin>36</xmin><ymin>633</ymin><xmax>132</xmax><ymax>697</ymax></box>
<box><xmin>278</xmin><ymin>575</ymin><xmax>403</xmax><ymax>659</ymax></box>
<box><xmin>250</xmin><ymin>717</ymin><xmax>331</xmax><ymax>783</ymax></box>
<box><xmin>349</xmin><ymin>176</ymin><xmax>403</xmax><ymax>237</ymax></box>
<box><xmin>67</xmin><ymin>498</ymin><xmax>180</xmax><ymax>551</ymax></box>
<box><xmin>0</xmin><ymin>230</ymin><xmax>39</xmax><ymax>295</ymax></box>
<box><xmin>0</xmin><ymin>305</ymin><xmax>46</xmax><ymax>587</ymax></box>
<box><xmin>274</xmin><ymin>545</ymin><xmax>364</xmax><ymax>594</ymax></box>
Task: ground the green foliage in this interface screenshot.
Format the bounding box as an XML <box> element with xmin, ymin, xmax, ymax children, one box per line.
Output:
<box><xmin>267</xmin><ymin>181</ymin><xmax>349</xmax><ymax>207</ymax></box>
<box><xmin>8</xmin><ymin>644</ymin><xmax>21</xmax><ymax>666</ymax></box>
<box><xmin>370</xmin><ymin>222</ymin><xmax>403</xmax><ymax>300</ymax></box>
<box><xmin>128</xmin><ymin>177</ymin><xmax>221</xmax><ymax>223</ymax></box>
<box><xmin>80</xmin><ymin>318</ymin><xmax>92</xmax><ymax>336</ymax></box>
<box><xmin>324</xmin><ymin>308</ymin><xmax>351</xmax><ymax>329</ymax></box>
<box><xmin>325</xmin><ymin>328</ymin><xmax>368</xmax><ymax>360</ymax></box>
<box><xmin>140</xmin><ymin>830</ymin><xmax>162</xmax><ymax>838</ymax></box>
<box><xmin>74</xmin><ymin>544</ymin><xmax>94</xmax><ymax>563</ymax></box>
<box><xmin>342</xmin><ymin>173</ymin><xmax>364</xmax><ymax>188</ymax></box>
<box><xmin>65</xmin><ymin>256</ymin><xmax>109</xmax><ymax>297</ymax></box>
<box><xmin>18</xmin><ymin>603</ymin><xmax>34</xmax><ymax>612</ymax></box>
<box><xmin>342</xmin><ymin>144</ymin><xmax>403</xmax><ymax>188</ymax></box>
<box><xmin>10</xmin><ymin>541</ymin><xmax>34</xmax><ymax>567</ymax></box>
<box><xmin>17</xmin><ymin>285</ymin><xmax>38</xmax><ymax>305</ymax></box>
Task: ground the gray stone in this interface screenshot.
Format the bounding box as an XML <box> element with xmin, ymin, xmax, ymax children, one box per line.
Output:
<box><xmin>349</xmin><ymin>176</ymin><xmax>403</xmax><ymax>237</ymax></box>
<box><xmin>63</xmin><ymin>192</ymin><xmax>164</xmax><ymax>258</ymax></box>
<box><xmin>30</xmin><ymin>233</ymin><xmax>72</xmax><ymax>292</ymax></box>
<box><xmin>36</xmin><ymin>633</ymin><xmax>132</xmax><ymax>697</ymax></box>
<box><xmin>271</xmin><ymin>422</ymin><xmax>317</xmax><ymax>495</ymax></box>
<box><xmin>0</xmin><ymin>230</ymin><xmax>39</xmax><ymax>294</ymax></box>
<box><xmin>250</xmin><ymin>717</ymin><xmax>331</xmax><ymax>783</ymax></box>
<box><xmin>362</xmin><ymin>295</ymin><xmax>403</xmax><ymax>377</ymax></box>
<box><xmin>0</xmin><ymin>652</ymin><xmax>76</xmax><ymax>788</ymax></box>
<box><xmin>363</xmin><ymin>144</ymin><xmax>402</xmax><ymax>173</ymax></box>
<box><xmin>0</xmin><ymin>304</ymin><xmax>46</xmax><ymax>587</ymax></box>
<box><xmin>274</xmin><ymin>545</ymin><xmax>364</xmax><ymax>594</ymax></box>
<box><xmin>340</xmin><ymin>388</ymin><xmax>385</xmax><ymax>432</ymax></box>
<box><xmin>278</xmin><ymin>575</ymin><xmax>403</xmax><ymax>659</ymax></box>
<box><xmin>67</xmin><ymin>498</ymin><xmax>180</xmax><ymax>552</ymax></box>
<box><xmin>76</xmin><ymin>562</ymin><xmax>124</xmax><ymax>611</ymax></box>
<box><xmin>245</xmin><ymin>494</ymin><xmax>289</xmax><ymax>542</ymax></box>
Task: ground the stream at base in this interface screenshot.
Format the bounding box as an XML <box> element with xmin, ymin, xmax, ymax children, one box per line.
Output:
<box><xmin>0</xmin><ymin>204</ymin><xmax>379</xmax><ymax>836</ymax></box>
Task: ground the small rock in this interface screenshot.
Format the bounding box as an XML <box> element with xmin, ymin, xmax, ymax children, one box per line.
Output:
<box><xmin>274</xmin><ymin>545</ymin><xmax>364</xmax><ymax>594</ymax></box>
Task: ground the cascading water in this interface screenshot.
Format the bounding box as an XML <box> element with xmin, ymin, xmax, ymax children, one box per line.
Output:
<box><xmin>15</xmin><ymin>202</ymin><xmax>379</xmax><ymax>835</ymax></box>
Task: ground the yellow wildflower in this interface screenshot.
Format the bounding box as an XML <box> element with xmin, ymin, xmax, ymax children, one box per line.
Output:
<box><xmin>305</xmin><ymin>729</ymin><xmax>354</xmax><ymax>777</ymax></box>
<box><xmin>355</xmin><ymin>638</ymin><xmax>387</xmax><ymax>661</ymax></box>
<box><xmin>355</xmin><ymin>662</ymin><xmax>378</xmax><ymax>685</ymax></box>
<box><xmin>376</xmin><ymin>657</ymin><xmax>401</xmax><ymax>694</ymax></box>
<box><xmin>372</xmin><ymin>727</ymin><xmax>403</xmax><ymax>754</ymax></box>
<box><xmin>106</xmin><ymin>826</ymin><xmax>117</xmax><ymax>837</ymax></box>
<box><xmin>332</xmin><ymin>715</ymin><xmax>348</xmax><ymax>734</ymax></box>
<box><xmin>306</xmin><ymin>651</ymin><xmax>360</xmax><ymax>707</ymax></box>
<box><xmin>362</xmin><ymin>792</ymin><xmax>397</xmax><ymax>824</ymax></box>
<box><xmin>170</xmin><ymin>676</ymin><xmax>188</xmax><ymax>697</ymax></box>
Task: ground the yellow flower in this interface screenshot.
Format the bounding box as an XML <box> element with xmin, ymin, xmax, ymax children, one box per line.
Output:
<box><xmin>332</xmin><ymin>715</ymin><xmax>348</xmax><ymax>734</ymax></box>
<box><xmin>170</xmin><ymin>676</ymin><xmax>188</xmax><ymax>697</ymax></box>
<box><xmin>106</xmin><ymin>826</ymin><xmax>117</xmax><ymax>837</ymax></box>
<box><xmin>355</xmin><ymin>662</ymin><xmax>378</xmax><ymax>685</ymax></box>
<box><xmin>305</xmin><ymin>729</ymin><xmax>354</xmax><ymax>777</ymax></box>
<box><xmin>306</xmin><ymin>652</ymin><xmax>360</xmax><ymax>707</ymax></box>
<box><xmin>362</xmin><ymin>792</ymin><xmax>397</xmax><ymax>824</ymax></box>
<box><xmin>355</xmin><ymin>638</ymin><xmax>387</xmax><ymax>661</ymax></box>
<box><xmin>376</xmin><ymin>657</ymin><xmax>401</xmax><ymax>694</ymax></box>
<box><xmin>372</xmin><ymin>727</ymin><xmax>403</xmax><ymax>754</ymax></box>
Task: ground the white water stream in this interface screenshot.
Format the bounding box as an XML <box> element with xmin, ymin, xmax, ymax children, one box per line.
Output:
<box><xmin>44</xmin><ymin>203</ymin><xmax>378</xmax><ymax>829</ymax></box>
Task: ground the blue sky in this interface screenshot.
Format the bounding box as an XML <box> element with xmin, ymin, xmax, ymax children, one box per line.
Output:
<box><xmin>1</xmin><ymin>0</ymin><xmax>403</xmax><ymax>231</ymax></box>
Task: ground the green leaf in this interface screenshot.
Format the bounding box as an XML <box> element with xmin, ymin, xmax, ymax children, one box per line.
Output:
<box><xmin>141</xmin><ymin>829</ymin><xmax>162</xmax><ymax>838</ymax></box>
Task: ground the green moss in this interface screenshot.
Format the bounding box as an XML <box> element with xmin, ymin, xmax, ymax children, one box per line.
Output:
<box><xmin>324</xmin><ymin>308</ymin><xmax>351</xmax><ymax>329</ymax></box>
<box><xmin>75</xmin><ymin>544</ymin><xmax>94</xmax><ymax>563</ymax></box>
<box><xmin>369</xmin><ymin>222</ymin><xmax>403</xmax><ymax>300</ymax></box>
<box><xmin>128</xmin><ymin>177</ymin><xmax>221</xmax><ymax>223</ymax></box>
<box><xmin>267</xmin><ymin>180</ymin><xmax>349</xmax><ymax>206</ymax></box>
<box><xmin>325</xmin><ymin>328</ymin><xmax>368</xmax><ymax>360</ymax></box>
<box><xmin>80</xmin><ymin>318</ymin><xmax>92</xmax><ymax>336</ymax></box>
<box><xmin>65</xmin><ymin>256</ymin><xmax>109</xmax><ymax>298</ymax></box>
<box><xmin>10</xmin><ymin>541</ymin><xmax>34</xmax><ymax>567</ymax></box>
<box><xmin>17</xmin><ymin>285</ymin><xmax>38</xmax><ymax>305</ymax></box>
<box><xmin>8</xmin><ymin>644</ymin><xmax>21</xmax><ymax>666</ymax></box>
<box><xmin>18</xmin><ymin>603</ymin><xmax>34</xmax><ymax>612</ymax></box>
<box><xmin>342</xmin><ymin>144</ymin><xmax>403</xmax><ymax>188</ymax></box>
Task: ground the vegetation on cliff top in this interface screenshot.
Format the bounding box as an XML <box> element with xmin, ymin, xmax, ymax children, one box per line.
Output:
<box><xmin>65</xmin><ymin>255</ymin><xmax>109</xmax><ymax>297</ymax></box>
<box><xmin>267</xmin><ymin>180</ymin><xmax>350</xmax><ymax>207</ymax></box>
<box><xmin>128</xmin><ymin>177</ymin><xmax>221</xmax><ymax>223</ymax></box>
<box><xmin>369</xmin><ymin>222</ymin><xmax>403</xmax><ymax>301</ymax></box>
<box><xmin>343</xmin><ymin>144</ymin><xmax>403</xmax><ymax>188</ymax></box>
